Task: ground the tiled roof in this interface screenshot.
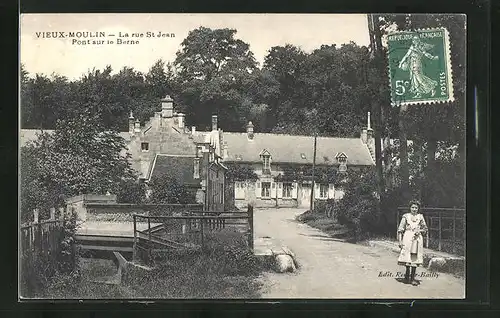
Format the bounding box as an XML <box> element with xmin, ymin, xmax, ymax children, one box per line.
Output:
<box><xmin>20</xmin><ymin>129</ymin><xmax>131</xmax><ymax>146</ymax></box>
<box><xmin>223</xmin><ymin>132</ymin><xmax>374</xmax><ymax>166</ymax></box>
<box><xmin>148</xmin><ymin>154</ymin><xmax>199</xmax><ymax>187</ymax></box>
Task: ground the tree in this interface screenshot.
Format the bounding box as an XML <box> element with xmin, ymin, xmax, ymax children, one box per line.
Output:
<box><xmin>145</xmin><ymin>59</ymin><xmax>174</xmax><ymax>98</ymax></box>
<box><xmin>20</xmin><ymin>139</ymin><xmax>60</xmax><ymax>221</ymax></box>
<box><xmin>21</xmin><ymin>72</ymin><xmax>73</xmax><ymax>129</ymax></box>
<box><xmin>20</xmin><ymin>107</ymin><xmax>139</xmax><ymax>221</ymax></box>
<box><xmin>263</xmin><ymin>45</ymin><xmax>308</xmax><ymax>128</ymax></box>
<box><xmin>20</xmin><ymin>64</ymin><xmax>35</xmax><ymax>129</ymax></box>
<box><xmin>264</xmin><ymin>43</ymin><xmax>373</xmax><ymax>137</ymax></box>
<box><xmin>174</xmin><ymin>27</ymin><xmax>259</xmax><ymax>130</ymax></box>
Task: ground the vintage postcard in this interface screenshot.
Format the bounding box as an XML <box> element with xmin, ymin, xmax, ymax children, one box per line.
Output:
<box><xmin>19</xmin><ymin>13</ymin><xmax>466</xmax><ymax>300</ymax></box>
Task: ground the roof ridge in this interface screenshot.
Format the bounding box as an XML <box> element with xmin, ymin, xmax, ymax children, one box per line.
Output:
<box><xmin>224</xmin><ymin>131</ymin><xmax>362</xmax><ymax>140</ymax></box>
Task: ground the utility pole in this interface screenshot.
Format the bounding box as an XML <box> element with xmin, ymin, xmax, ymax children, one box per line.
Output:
<box><xmin>367</xmin><ymin>13</ymin><xmax>386</xmax><ymax>198</ymax></box>
<box><xmin>309</xmin><ymin>133</ymin><xmax>317</xmax><ymax>212</ymax></box>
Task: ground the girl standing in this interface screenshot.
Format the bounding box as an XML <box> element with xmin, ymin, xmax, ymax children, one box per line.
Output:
<box><xmin>397</xmin><ymin>200</ymin><xmax>428</xmax><ymax>285</ymax></box>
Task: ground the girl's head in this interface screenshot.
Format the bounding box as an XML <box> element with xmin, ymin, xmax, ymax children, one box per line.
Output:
<box><xmin>409</xmin><ymin>199</ymin><xmax>421</xmax><ymax>214</ymax></box>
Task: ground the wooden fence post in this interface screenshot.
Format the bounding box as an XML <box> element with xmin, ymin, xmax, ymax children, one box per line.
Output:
<box><xmin>248</xmin><ymin>204</ymin><xmax>254</xmax><ymax>251</ymax></box>
<box><xmin>426</xmin><ymin>222</ymin><xmax>430</xmax><ymax>249</ymax></box>
<box><xmin>453</xmin><ymin>209</ymin><xmax>457</xmax><ymax>254</ymax></box>
<box><xmin>200</xmin><ymin>217</ymin><xmax>205</xmax><ymax>250</ymax></box>
<box><xmin>147</xmin><ymin>216</ymin><xmax>152</xmax><ymax>263</ymax></box>
<box><xmin>396</xmin><ymin>209</ymin><xmax>399</xmax><ymax>239</ymax></box>
<box><xmin>438</xmin><ymin>211</ymin><xmax>442</xmax><ymax>251</ymax></box>
<box><xmin>33</xmin><ymin>209</ymin><xmax>39</xmax><ymax>224</ymax></box>
<box><xmin>133</xmin><ymin>215</ymin><xmax>137</xmax><ymax>261</ymax></box>
<box><xmin>58</xmin><ymin>207</ymin><xmax>65</xmax><ymax>221</ymax></box>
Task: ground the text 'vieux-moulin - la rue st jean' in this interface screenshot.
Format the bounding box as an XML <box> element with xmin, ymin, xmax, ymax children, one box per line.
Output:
<box><xmin>35</xmin><ymin>31</ymin><xmax>175</xmax><ymax>45</ymax></box>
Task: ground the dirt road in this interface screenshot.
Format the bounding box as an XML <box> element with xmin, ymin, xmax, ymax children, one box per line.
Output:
<box><xmin>253</xmin><ymin>208</ymin><xmax>465</xmax><ymax>299</ymax></box>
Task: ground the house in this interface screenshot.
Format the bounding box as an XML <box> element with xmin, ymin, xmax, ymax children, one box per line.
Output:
<box><xmin>220</xmin><ymin>114</ymin><xmax>376</xmax><ymax>209</ymax></box>
<box><xmin>115</xmin><ymin>95</ymin><xmax>227</xmax><ymax>211</ymax></box>
<box><xmin>19</xmin><ymin>95</ymin><xmax>227</xmax><ymax>212</ymax></box>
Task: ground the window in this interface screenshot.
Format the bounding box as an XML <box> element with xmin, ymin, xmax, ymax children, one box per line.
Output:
<box><xmin>193</xmin><ymin>158</ymin><xmax>200</xmax><ymax>179</ymax></box>
<box><xmin>262</xmin><ymin>156</ymin><xmax>271</xmax><ymax>174</ymax></box>
<box><xmin>235</xmin><ymin>181</ymin><xmax>245</xmax><ymax>199</ymax></box>
<box><xmin>319</xmin><ymin>184</ymin><xmax>328</xmax><ymax>199</ymax></box>
<box><xmin>261</xmin><ymin>182</ymin><xmax>271</xmax><ymax>198</ymax></box>
<box><xmin>282</xmin><ymin>182</ymin><xmax>293</xmax><ymax>198</ymax></box>
<box><xmin>141</xmin><ymin>142</ymin><xmax>149</xmax><ymax>151</ymax></box>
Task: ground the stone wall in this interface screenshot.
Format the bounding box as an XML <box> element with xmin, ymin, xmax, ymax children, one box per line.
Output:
<box><xmin>65</xmin><ymin>194</ymin><xmax>203</xmax><ymax>222</ymax></box>
<box><xmin>85</xmin><ymin>203</ymin><xmax>204</xmax><ymax>222</ymax></box>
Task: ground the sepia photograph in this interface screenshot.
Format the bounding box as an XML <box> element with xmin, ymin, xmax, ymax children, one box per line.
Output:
<box><xmin>19</xmin><ymin>13</ymin><xmax>466</xmax><ymax>299</ymax></box>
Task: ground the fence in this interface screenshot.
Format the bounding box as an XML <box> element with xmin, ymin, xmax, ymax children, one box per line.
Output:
<box><xmin>20</xmin><ymin>207</ymin><xmax>72</xmax><ymax>296</ymax></box>
<box><xmin>132</xmin><ymin>205</ymin><xmax>254</xmax><ymax>263</ymax></box>
<box><xmin>397</xmin><ymin>207</ymin><xmax>465</xmax><ymax>256</ymax></box>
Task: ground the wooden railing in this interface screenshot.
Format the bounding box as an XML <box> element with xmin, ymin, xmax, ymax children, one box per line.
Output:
<box><xmin>132</xmin><ymin>205</ymin><xmax>254</xmax><ymax>262</ymax></box>
<box><xmin>397</xmin><ymin>207</ymin><xmax>465</xmax><ymax>256</ymax></box>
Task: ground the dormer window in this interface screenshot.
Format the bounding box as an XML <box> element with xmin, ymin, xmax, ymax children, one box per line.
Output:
<box><xmin>336</xmin><ymin>152</ymin><xmax>348</xmax><ymax>173</ymax></box>
<box><xmin>262</xmin><ymin>155</ymin><xmax>271</xmax><ymax>174</ymax></box>
<box><xmin>141</xmin><ymin>142</ymin><xmax>149</xmax><ymax>152</ymax></box>
<box><xmin>335</xmin><ymin>152</ymin><xmax>348</xmax><ymax>164</ymax></box>
<box><xmin>260</xmin><ymin>149</ymin><xmax>271</xmax><ymax>175</ymax></box>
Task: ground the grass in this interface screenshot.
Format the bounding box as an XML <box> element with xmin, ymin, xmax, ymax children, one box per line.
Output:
<box><xmin>296</xmin><ymin>210</ymin><xmax>354</xmax><ymax>241</ymax></box>
<box><xmin>35</xmin><ymin>228</ymin><xmax>265</xmax><ymax>299</ymax></box>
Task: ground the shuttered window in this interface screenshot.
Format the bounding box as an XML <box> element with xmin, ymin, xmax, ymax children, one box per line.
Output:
<box><xmin>319</xmin><ymin>184</ymin><xmax>328</xmax><ymax>199</ymax></box>
<box><xmin>282</xmin><ymin>182</ymin><xmax>292</xmax><ymax>198</ymax></box>
<box><xmin>261</xmin><ymin>182</ymin><xmax>271</xmax><ymax>198</ymax></box>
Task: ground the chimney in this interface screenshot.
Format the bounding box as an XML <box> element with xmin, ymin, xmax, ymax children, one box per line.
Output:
<box><xmin>154</xmin><ymin>112</ymin><xmax>161</xmax><ymax>130</ymax></box>
<box><xmin>223</xmin><ymin>141</ymin><xmax>228</xmax><ymax>159</ymax></box>
<box><xmin>129</xmin><ymin>111</ymin><xmax>135</xmax><ymax>135</ymax></box>
<box><xmin>366</xmin><ymin>111</ymin><xmax>374</xmax><ymax>144</ymax></box>
<box><xmin>161</xmin><ymin>95</ymin><xmax>174</xmax><ymax>118</ymax></box>
<box><xmin>134</xmin><ymin>118</ymin><xmax>141</xmax><ymax>133</ymax></box>
<box><xmin>247</xmin><ymin>121</ymin><xmax>254</xmax><ymax>140</ymax></box>
<box><xmin>177</xmin><ymin>113</ymin><xmax>185</xmax><ymax>129</ymax></box>
<box><xmin>191</xmin><ymin>126</ymin><xmax>196</xmax><ymax>135</ymax></box>
<box><xmin>211</xmin><ymin>115</ymin><xmax>218</xmax><ymax>131</ymax></box>
<box><xmin>361</xmin><ymin>129</ymin><xmax>368</xmax><ymax>144</ymax></box>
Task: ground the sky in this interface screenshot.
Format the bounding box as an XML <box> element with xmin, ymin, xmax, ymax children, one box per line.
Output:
<box><xmin>20</xmin><ymin>13</ymin><xmax>370</xmax><ymax>80</ymax></box>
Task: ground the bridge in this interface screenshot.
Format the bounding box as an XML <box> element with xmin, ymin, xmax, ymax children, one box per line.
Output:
<box><xmin>68</xmin><ymin>194</ymin><xmax>254</xmax><ymax>264</ymax></box>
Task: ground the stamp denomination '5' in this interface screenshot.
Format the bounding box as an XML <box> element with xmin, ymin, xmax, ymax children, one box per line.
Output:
<box><xmin>387</xmin><ymin>28</ymin><xmax>454</xmax><ymax>106</ymax></box>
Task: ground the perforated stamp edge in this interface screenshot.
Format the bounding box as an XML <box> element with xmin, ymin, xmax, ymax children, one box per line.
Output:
<box><xmin>386</xmin><ymin>27</ymin><xmax>455</xmax><ymax>107</ymax></box>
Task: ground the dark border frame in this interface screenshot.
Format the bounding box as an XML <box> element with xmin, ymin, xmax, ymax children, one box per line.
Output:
<box><xmin>4</xmin><ymin>0</ymin><xmax>492</xmax><ymax>314</ymax></box>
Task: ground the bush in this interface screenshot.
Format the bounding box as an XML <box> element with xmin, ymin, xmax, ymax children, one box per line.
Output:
<box><xmin>202</xmin><ymin>229</ymin><xmax>261</xmax><ymax>276</ymax></box>
<box><xmin>331</xmin><ymin>168</ymin><xmax>387</xmax><ymax>240</ymax></box>
<box><xmin>148</xmin><ymin>174</ymin><xmax>194</xmax><ymax>204</ymax></box>
<box><xmin>117</xmin><ymin>178</ymin><xmax>146</xmax><ymax>203</ymax></box>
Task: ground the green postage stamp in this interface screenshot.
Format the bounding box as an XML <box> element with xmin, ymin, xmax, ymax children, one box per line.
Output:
<box><xmin>387</xmin><ymin>28</ymin><xmax>454</xmax><ymax>106</ymax></box>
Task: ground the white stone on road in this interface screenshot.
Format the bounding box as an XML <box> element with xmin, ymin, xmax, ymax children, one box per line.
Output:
<box><xmin>253</xmin><ymin>208</ymin><xmax>465</xmax><ymax>299</ymax></box>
